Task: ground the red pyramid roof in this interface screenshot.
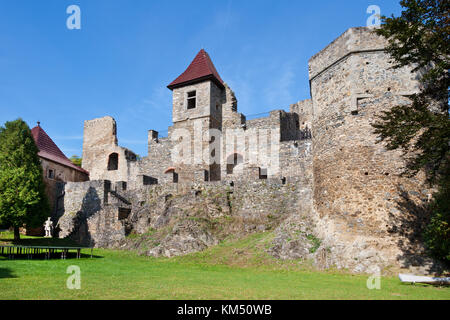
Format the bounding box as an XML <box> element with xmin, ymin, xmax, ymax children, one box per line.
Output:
<box><xmin>31</xmin><ymin>125</ymin><xmax>89</xmax><ymax>175</ymax></box>
<box><xmin>167</xmin><ymin>49</ymin><xmax>225</xmax><ymax>90</ymax></box>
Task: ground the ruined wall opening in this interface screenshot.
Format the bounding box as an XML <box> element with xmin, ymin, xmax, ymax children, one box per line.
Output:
<box><xmin>107</xmin><ymin>153</ymin><xmax>119</xmax><ymax>171</ymax></box>
<box><xmin>259</xmin><ymin>168</ymin><xmax>268</xmax><ymax>180</ymax></box>
<box><xmin>142</xmin><ymin>175</ymin><xmax>158</xmax><ymax>185</ymax></box>
<box><xmin>164</xmin><ymin>167</ymin><xmax>178</xmax><ymax>183</ymax></box>
<box><xmin>125</xmin><ymin>150</ymin><xmax>137</xmax><ymax>161</ymax></box>
<box><xmin>118</xmin><ymin>208</ymin><xmax>131</xmax><ymax>220</ymax></box>
<box><xmin>226</xmin><ymin>153</ymin><xmax>243</xmax><ymax>175</ymax></box>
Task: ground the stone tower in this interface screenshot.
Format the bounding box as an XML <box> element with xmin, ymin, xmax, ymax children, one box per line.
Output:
<box><xmin>82</xmin><ymin>116</ymin><xmax>138</xmax><ymax>183</ymax></box>
<box><xmin>309</xmin><ymin>27</ymin><xmax>428</xmax><ymax>267</ymax></box>
<box><xmin>167</xmin><ymin>49</ymin><xmax>225</xmax><ymax>182</ymax></box>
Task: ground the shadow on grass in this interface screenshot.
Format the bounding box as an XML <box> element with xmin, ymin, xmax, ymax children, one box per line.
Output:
<box><xmin>0</xmin><ymin>236</ymin><xmax>81</xmax><ymax>247</ymax></box>
<box><xmin>389</xmin><ymin>188</ymin><xmax>448</xmax><ymax>275</ymax></box>
<box><xmin>0</xmin><ymin>251</ymin><xmax>103</xmax><ymax>260</ymax></box>
<box><xmin>0</xmin><ymin>267</ymin><xmax>17</xmax><ymax>279</ymax></box>
<box><xmin>0</xmin><ymin>234</ymin><xmax>103</xmax><ymax>260</ymax></box>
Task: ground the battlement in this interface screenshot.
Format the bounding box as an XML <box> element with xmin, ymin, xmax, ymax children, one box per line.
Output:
<box><xmin>308</xmin><ymin>27</ymin><xmax>387</xmax><ymax>81</ymax></box>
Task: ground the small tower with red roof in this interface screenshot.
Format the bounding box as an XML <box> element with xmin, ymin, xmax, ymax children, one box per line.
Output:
<box><xmin>167</xmin><ymin>49</ymin><xmax>225</xmax><ymax>182</ymax></box>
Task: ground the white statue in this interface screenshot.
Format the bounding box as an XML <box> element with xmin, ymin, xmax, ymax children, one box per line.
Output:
<box><xmin>44</xmin><ymin>217</ymin><xmax>53</xmax><ymax>238</ymax></box>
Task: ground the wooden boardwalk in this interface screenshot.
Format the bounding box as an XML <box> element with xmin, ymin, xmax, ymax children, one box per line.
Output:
<box><xmin>0</xmin><ymin>245</ymin><xmax>93</xmax><ymax>260</ymax></box>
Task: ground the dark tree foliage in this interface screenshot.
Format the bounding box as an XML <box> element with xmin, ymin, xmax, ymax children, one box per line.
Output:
<box><xmin>372</xmin><ymin>0</ymin><xmax>449</xmax><ymax>262</ymax></box>
<box><xmin>70</xmin><ymin>155</ymin><xmax>82</xmax><ymax>168</ymax></box>
<box><xmin>0</xmin><ymin>119</ymin><xmax>49</xmax><ymax>240</ymax></box>
<box><xmin>423</xmin><ymin>173</ymin><xmax>450</xmax><ymax>261</ymax></box>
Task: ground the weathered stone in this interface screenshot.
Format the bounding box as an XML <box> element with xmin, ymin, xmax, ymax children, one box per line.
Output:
<box><xmin>52</xmin><ymin>27</ymin><xmax>446</xmax><ymax>276</ymax></box>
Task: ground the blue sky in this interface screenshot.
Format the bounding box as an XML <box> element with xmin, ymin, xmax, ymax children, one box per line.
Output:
<box><xmin>0</xmin><ymin>0</ymin><xmax>403</xmax><ymax>157</ymax></box>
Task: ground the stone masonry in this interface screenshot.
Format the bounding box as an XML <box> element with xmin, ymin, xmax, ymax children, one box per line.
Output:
<box><xmin>55</xmin><ymin>27</ymin><xmax>444</xmax><ymax>275</ymax></box>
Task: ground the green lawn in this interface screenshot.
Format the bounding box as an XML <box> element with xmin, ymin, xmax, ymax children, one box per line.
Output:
<box><xmin>0</xmin><ymin>231</ymin><xmax>449</xmax><ymax>300</ymax></box>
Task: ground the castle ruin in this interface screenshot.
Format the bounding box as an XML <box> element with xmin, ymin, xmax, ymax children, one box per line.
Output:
<box><xmin>55</xmin><ymin>27</ymin><xmax>440</xmax><ymax>274</ymax></box>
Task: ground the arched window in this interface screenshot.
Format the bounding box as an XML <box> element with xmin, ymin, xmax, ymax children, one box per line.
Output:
<box><xmin>107</xmin><ymin>153</ymin><xmax>119</xmax><ymax>171</ymax></box>
<box><xmin>226</xmin><ymin>153</ymin><xmax>243</xmax><ymax>175</ymax></box>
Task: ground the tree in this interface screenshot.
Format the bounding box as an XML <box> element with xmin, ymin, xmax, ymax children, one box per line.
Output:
<box><xmin>0</xmin><ymin>119</ymin><xmax>49</xmax><ymax>240</ymax></box>
<box><xmin>70</xmin><ymin>155</ymin><xmax>82</xmax><ymax>168</ymax></box>
<box><xmin>423</xmin><ymin>173</ymin><xmax>450</xmax><ymax>261</ymax></box>
<box><xmin>372</xmin><ymin>0</ymin><xmax>449</xmax><ymax>262</ymax></box>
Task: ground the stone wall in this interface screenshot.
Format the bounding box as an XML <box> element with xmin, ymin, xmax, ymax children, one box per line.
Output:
<box><xmin>309</xmin><ymin>27</ymin><xmax>435</xmax><ymax>273</ymax></box>
<box><xmin>81</xmin><ymin>80</ymin><xmax>313</xmax><ymax>186</ymax></box>
<box><xmin>172</xmin><ymin>80</ymin><xmax>222</xmax><ymax>124</ymax></box>
<box><xmin>22</xmin><ymin>157</ymin><xmax>89</xmax><ymax>236</ymax></box>
<box><xmin>41</xmin><ymin>158</ymin><xmax>89</xmax><ymax>184</ymax></box>
<box><xmin>290</xmin><ymin>99</ymin><xmax>313</xmax><ymax>139</ymax></box>
<box><xmin>140</xmin><ymin>135</ymin><xmax>173</xmax><ymax>185</ymax></box>
<box><xmin>82</xmin><ymin>116</ymin><xmax>138</xmax><ymax>183</ymax></box>
<box><xmin>308</xmin><ymin>27</ymin><xmax>387</xmax><ymax>81</ymax></box>
<box><xmin>40</xmin><ymin>158</ymin><xmax>89</xmax><ymax>214</ymax></box>
<box><xmin>222</xmin><ymin>84</ymin><xmax>244</xmax><ymax>128</ymax></box>
<box><xmin>169</xmin><ymin>80</ymin><xmax>225</xmax><ymax>182</ymax></box>
<box><xmin>221</xmin><ymin>110</ymin><xmax>287</xmax><ymax>180</ymax></box>
<box><xmin>55</xmin><ymin>180</ymin><xmax>125</xmax><ymax>247</ymax></box>
<box><xmin>64</xmin><ymin>26</ymin><xmax>445</xmax><ymax>275</ymax></box>
<box><xmin>56</xmin><ymin>176</ymin><xmax>313</xmax><ymax>255</ymax></box>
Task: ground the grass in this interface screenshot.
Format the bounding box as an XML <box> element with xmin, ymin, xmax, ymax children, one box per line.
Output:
<box><xmin>0</xmin><ymin>231</ymin><xmax>449</xmax><ymax>300</ymax></box>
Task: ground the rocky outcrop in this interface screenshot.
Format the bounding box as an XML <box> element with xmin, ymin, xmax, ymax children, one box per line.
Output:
<box><xmin>146</xmin><ymin>220</ymin><xmax>219</xmax><ymax>257</ymax></box>
<box><xmin>57</xmin><ymin>178</ymin><xmax>309</xmax><ymax>256</ymax></box>
<box><xmin>56</xmin><ymin>174</ymin><xmax>447</xmax><ymax>275</ymax></box>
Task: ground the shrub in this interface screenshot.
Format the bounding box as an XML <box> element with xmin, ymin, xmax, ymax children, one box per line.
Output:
<box><xmin>424</xmin><ymin>177</ymin><xmax>450</xmax><ymax>263</ymax></box>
